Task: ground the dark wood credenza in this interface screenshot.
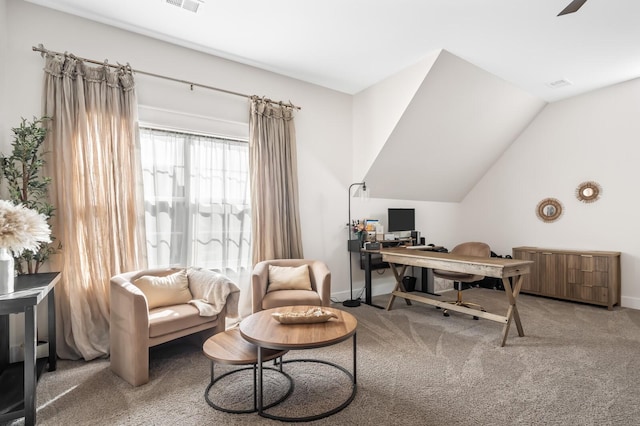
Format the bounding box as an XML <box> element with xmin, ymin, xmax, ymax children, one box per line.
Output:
<box><xmin>512</xmin><ymin>247</ymin><xmax>620</xmax><ymax>310</ymax></box>
<box><xmin>0</xmin><ymin>272</ymin><xmax>60</xmax><ymax>426</ymax></box>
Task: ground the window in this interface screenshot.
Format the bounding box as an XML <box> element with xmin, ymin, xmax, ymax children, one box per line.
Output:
<box><xmin>139</xmin><ymin>127</ymin><xmax>251</xmax><ymax>276</ymax></box>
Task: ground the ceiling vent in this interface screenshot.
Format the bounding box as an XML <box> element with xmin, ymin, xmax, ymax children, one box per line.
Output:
<box><xmin>166</xmin><ymin>0</ymin><xmax>204</xmax><ymax>13</ymax></box>
<box><xmin>547</xmin><ymin>78</ymin><xmax>573</xmax><ymax>88</ymax></box>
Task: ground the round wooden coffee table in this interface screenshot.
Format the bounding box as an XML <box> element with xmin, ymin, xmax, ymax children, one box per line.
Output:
<box><xmin>239</xmin><ymin>306</ymin><xmax>358</xmax><ymax>422</ymax></box>
<box><xmin>202</xmin><ymin>328</ymin><xmax>292</xmax><ymax>413</ymax></box>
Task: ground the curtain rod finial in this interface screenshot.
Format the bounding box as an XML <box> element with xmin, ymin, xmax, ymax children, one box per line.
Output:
<box><xmin>33</xmin><ymin>43</ymin><xmax>46</xmax><ymax>58</ymax></box>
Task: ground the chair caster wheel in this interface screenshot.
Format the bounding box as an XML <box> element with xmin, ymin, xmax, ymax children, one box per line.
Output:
<box><xmin>473</xmin><ymin>316</ymin><xmax>479</xmax><ymax>320</ymax></box>
<box><xmin>443</xmin><ymin>310</ymin><xmax>450</xmax><ymax>317</ymax></box>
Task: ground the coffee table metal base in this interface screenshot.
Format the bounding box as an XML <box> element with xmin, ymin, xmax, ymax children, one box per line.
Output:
<box><xmin>205</xmin><ymin>362</ymin><xmax>293</xmax><ymax>414</ymax></box>
<box><xmin>258</xmin><ymin>358</ymin><xmax>357</xmax><ymax>422</ymax></box>
<box><xmin>257</xmin><ymin>332</ymin><xmax>357</xmax><ymax>422</ymax></box>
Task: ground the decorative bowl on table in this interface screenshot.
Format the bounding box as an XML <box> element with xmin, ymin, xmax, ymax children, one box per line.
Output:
<box><xmin>271</xmin><ymin>307</ymin><xmax>338</xmax><ymax>324</ymax></box>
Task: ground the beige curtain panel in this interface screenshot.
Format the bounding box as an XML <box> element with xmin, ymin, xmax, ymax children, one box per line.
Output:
<box><xmin>42</xmin><ymin>53</ymin><xmax>147</xmax><ymax>360</ymax></box>
<box><xmin>249</xmin><ymin>97</ymin><xmax>304</xmax><ymax>264</ymax></box>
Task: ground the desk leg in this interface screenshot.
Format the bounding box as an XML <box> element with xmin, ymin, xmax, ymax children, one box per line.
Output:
<box><xmin>385</xmin><ymin>264</ymin><xmax>411</xmax><ymax>310</ymax></box>
<box><xmin>500</xmin><ymin>275</ymin><xmax>525</xmax><ymax>347</ymax></box>
<box><xmin>363</xmin><ymin>252</ymin><xmax>385</xmax><ymax>309</ymax></box>
<box><xmin>48</xmin><ymin>287</ymin><xmax>56</xmax><ymax>371</ymax></box>
<box><xmin>510</xmin><ymin>275</ymin><xmax>525</xmax><ymax>337</ymax></box>
<box><xmin>364</xmin><ymin>252</ymin><xmax>372</xmax><ymax>305</ymax></box>
<box><xmin>24</xmin><ymin>305</ymin><xmax>37</xmax><ymax>426</ymax></box>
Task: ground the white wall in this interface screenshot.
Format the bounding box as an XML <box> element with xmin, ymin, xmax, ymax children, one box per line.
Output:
<box><xmin>458</xmin><ymin>78</ymin><xmax>640</xmax><ymax>308</ymax></box>
<box><xmin>364</xmin><ymin>50</ymin><xmax>546</xmax><ymax>202</ymax></box>
<box><xmin>352</xmin><ymin>50</ymin><xmax>439</xmax><ymax>181</ymax></box>
<box><xmin>0</xmin><ymin>1</ymin><xmax>8</xmax><ymax>157</ymax></box>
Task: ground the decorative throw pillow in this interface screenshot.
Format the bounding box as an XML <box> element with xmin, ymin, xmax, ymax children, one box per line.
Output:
<box><xmin>134</xmin><ymin>269</ymin><xmax>192</xmax><ymax>310</ymax></box>
<box><xmin>267</xmin><ymin>264</ymin><xmax>313</xmax><ymax>292</ymax></box>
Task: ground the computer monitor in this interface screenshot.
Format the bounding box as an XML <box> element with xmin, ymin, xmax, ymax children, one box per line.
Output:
<box><xmin>387</xmin><ymin>208</ymin><xmax>415</xmax><ymax>232</ymax></box>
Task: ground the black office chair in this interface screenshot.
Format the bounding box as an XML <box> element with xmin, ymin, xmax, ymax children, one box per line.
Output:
<box><xmin>432</xmin><ymin>242</ymin><xmax>491</xmax><ymax>319</ymax></box>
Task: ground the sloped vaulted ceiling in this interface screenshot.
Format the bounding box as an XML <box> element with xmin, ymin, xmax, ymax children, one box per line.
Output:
<box><xmin>363</xmin><ymin>50</ymin><xmax>547</xmax><ymax>202</ymax></box>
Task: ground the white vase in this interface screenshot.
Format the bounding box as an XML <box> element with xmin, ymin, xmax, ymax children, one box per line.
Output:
<box><xmin>0</xmin><ymin>247</ymin><xmax>15</xmax><ymax>295</ymax></box>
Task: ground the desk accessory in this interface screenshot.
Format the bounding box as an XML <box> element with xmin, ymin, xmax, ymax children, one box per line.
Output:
<box><xmin>364</xmin><ymin>241</ymin><xmax>380</xmax><ymax>250</ymax></box>
<box><xmin>271</xmin><ymin>307</ymin><xmax>338</xmax><ymax>324</ymax></box>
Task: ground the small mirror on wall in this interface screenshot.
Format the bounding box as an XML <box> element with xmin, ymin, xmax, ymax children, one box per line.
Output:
<box><xmin>576</xmin><ymin>181</ymin><xmax>601</xmax><ymax>203</ymax></box>
<box><xmin>536</xmin><ymin>198</ymin><xmax>563</xmax><ymax>223</ymax></box>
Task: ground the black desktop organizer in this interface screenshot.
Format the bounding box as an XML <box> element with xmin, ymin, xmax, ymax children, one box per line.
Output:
<box><xmin>348</xmin><ymin>238</ymin><xmax>412</xmax><ymax>270</ymax></box>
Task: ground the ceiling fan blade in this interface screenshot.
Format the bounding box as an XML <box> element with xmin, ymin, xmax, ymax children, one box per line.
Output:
<box><xmin>558</xmin><ymin>0</ymin><xmax>588</xmax><ymax>16</ymax></box>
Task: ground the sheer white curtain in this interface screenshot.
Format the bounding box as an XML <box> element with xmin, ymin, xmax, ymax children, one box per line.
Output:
<box><xmin>139</xmin><ymin>128</ymin><xmax>251</xmax><ymax>284</ymax></box>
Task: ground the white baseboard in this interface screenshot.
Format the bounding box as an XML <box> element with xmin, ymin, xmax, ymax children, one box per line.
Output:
<box><xmin>621</xmin><ymin>296</ymin><xmax>640</xmax><ymax>310</ymax></box>
<box><xmin>333</xmin><ymin>282</ymin><xmax>451</xmax><ymax>304</ymax></box>
<box><xmin>332</xmin><ymin>283</ymin><xmax>392</xmax><ymax>303</ymax></box>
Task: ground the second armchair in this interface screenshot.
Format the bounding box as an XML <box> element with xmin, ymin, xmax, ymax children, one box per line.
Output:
<box><xmin>251</xmin><ymin>259</ymin><xmax>331</xmax><ymax>313</ymax></box>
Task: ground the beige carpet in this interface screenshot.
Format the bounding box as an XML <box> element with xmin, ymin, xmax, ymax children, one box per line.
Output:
<box><xmin>5</xmin><ymin>288</ymin><xmax>640</xmax><ymax>425</ymax></box>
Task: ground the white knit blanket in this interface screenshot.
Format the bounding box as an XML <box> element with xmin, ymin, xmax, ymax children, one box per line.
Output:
<box><xmin>187</xmin><ymin>267</ymin><xmax>240</xmax><ymax>318</ymax></box>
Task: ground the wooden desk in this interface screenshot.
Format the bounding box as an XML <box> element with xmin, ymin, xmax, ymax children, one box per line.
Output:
<box><xmin>361</xmin><ymin>245</ymin><xmax>445</xmax><ymax>308</ymax></box>
<box><xmin>380</xmin><ymin>248</ymin><xmax>532</xmax><ymax>346</ymax></box>
<box><xmin>0</xmin><ymin>272</ymin><xmax>60</xmax><ymax>426</ymax></box>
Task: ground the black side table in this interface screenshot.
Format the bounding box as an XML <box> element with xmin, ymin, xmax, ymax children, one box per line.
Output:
<box><xmin>0</xmin><ymin>272</ymin><xmax>60</xmax><ymax>426</ymax></box>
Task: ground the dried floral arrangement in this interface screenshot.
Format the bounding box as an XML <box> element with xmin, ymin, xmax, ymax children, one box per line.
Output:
<box><xmin>0</xmin><ymin>199</ymin><xmax>51</xmax><ymax>254</ymax></box>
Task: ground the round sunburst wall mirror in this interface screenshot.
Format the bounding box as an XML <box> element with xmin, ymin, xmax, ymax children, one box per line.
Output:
<box><xmin>536</xmin><ymin>198</ymin><xmax>563</xmax><ymax>223</ymax></box>
<box><xmin>576</xmin><ymin>181</ymin><xmax>601</xmax><ymax>203</ymax></box>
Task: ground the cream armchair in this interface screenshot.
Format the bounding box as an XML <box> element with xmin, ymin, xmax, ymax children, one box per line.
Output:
<box><xmin>251</xmin><ymin>259</ymin><xmax>331</xmax><ymax>313</ymax></box>
<box><xmin>110</xmin><ymin>267</ymin><xmax>236</xmax><ymax>386</ymax></box>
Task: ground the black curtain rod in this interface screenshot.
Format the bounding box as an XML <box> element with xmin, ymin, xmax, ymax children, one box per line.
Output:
<box><xmin>31</xmin><ymin>44</ymin><xmax>301</xmax><ymax>110</ymax></box>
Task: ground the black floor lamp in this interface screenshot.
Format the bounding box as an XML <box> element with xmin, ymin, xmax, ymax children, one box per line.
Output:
<box><xmin>343</xmin><ymin>181</ymin><xmax>367</xmax><ymax>308</ymax></box>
